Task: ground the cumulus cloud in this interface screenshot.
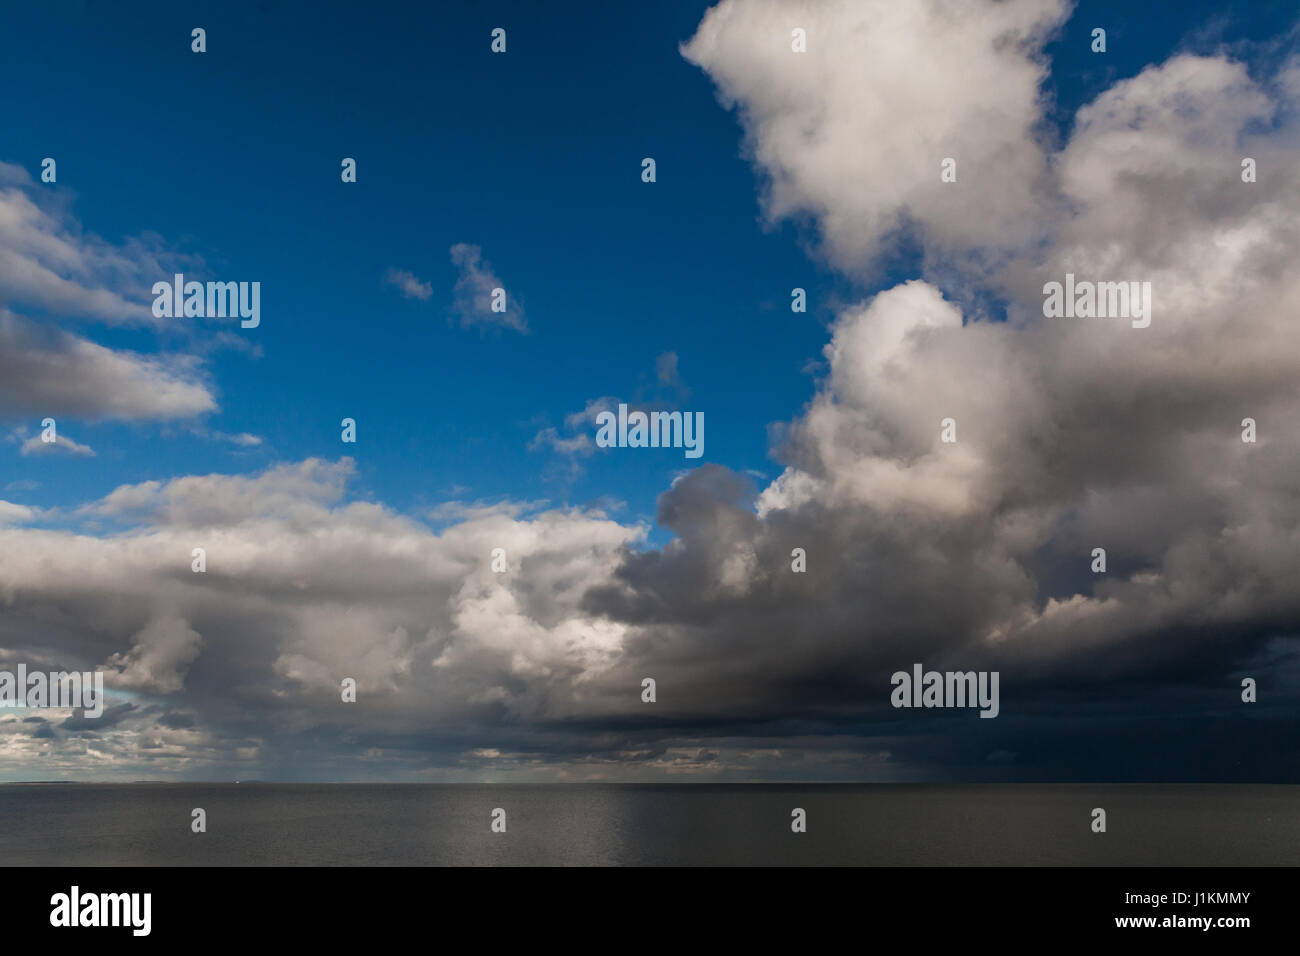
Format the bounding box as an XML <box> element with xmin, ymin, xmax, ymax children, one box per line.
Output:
<box><xmin>5</xmin><ymin>3</ymin><xmax>1299</xmax><ymax>782</ymax></box>
<box><xmin>589</xmin><ymin>0</ymin><xmax>1300</xmax><ymax>776</ymax></box>
<box><xmin>681</xmin><ymin>0</ymin><xmax>1069</xmax><ymax>273</ymax></box>
<box><xmin>0</xmin><ymin>459</ymin><xmax>647</xmax><ymax>777</ymax></box>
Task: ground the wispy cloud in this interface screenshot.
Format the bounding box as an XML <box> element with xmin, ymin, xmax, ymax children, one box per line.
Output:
<box><xmin>213</xmin><ymin>431</ymin><xmax>263</xmax><ymax>447</ymax></box>
<box><xmin>17</xmin><ymin>430</ymin><xmax>95</xmax><ymax>457</ymax></box>
<box><xmin>0</xmin><ymin>168</ymin><xmax>217</xmax><ymax>424</ymax></box>
<box><xmin>383</xmin><ymin>267</ymin><xmax>433</xmax><ymax>301</ymax></box>
<box><xmin>528</xmin><ymin>428</ymin><xmax>594</xmax><ymax>457</ymax></box>
<box><xmin>448</xmin><ymin>243</ymin><xmax>527</xmax><ymax>332</ymax></box>
<box><xmin>532</xmin><ymin>352</ymin><xmax>694</xmax><ymax>466</ymax></box>
<box><xmin>0</xmin><ymin>162</ymin><xmax>203</xmax><ymax>326</ymax></box>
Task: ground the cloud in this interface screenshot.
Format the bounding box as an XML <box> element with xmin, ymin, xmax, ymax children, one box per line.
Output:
<box><xmin>0</xmin><ymin>167</ymin><xmax>192</xmax><ymax>326</ymax></box>
<box><xmin>448</xmin><ymin>243</ymin><xmax>527</xmax><ymax>332</ymax></box>
<box><xmin>427</xmin><ymin>499</ymin><xmax>551</xmax><ymax>523</ymax></box>
<box><xmin>17</xmin><ymin>430</ymin><xmax>95</xmax><ymax>457</ymax></box>
<box><xmin>573</xmin><ymin>3</ymin><xmax>1300</xmax><ymax>756</ymax></box>
<box><xmin>85</xmin><ymin>458</ymin><xmax>355</xmax><ymax>526</ymax></box>
<box><xmin>528</xmin><ymin>428</ymin><xmax>595</xmax><ymax>457</ymax></box>
<box><xmin>4</xmin><ymin>6</ymin><xmax>1299</xmax><ymax>782</ymax></box>
<box><xmin>384</xmin><ymin>267</ymin><xmax>433</xmax><ymax>301</ymax></box>
<box><xmin>0</xmin><ymin>500</ymin><xmax>36</xmax><ymax>525</ymax></box>
<box><xmin>106</xmin><ymin>614</ymin><xmax>204</xmax><ymax>694</ymax></box>
<box><xmin>213</xmin><ymin>431</ymin><xmax>263</xmax><ymax>447</ymax></box>
<box><xmin>0</xmin><ymin>458</ymin><xmax>647</xmax><ymax>777</ymax></box>
<box><xmin>0</xmin><ymin>162</ymin><xmax>33</xmax><ymax>187</ymax></box>
<box><xmin>532</xmin><ymin>353</ymin><xmax>695</xmax><ymax>465</ymax></box>
<box><xmin>0</xmin><ymin>167</ymin><xmax>218</xmax><ymax>425</ymax></box>
<box><xmin>563</xmin><ymin>397</ymin><xmax>621</xmax><ymax>432</ymax></box>
<box><xmin>656</xmin><ymin>351</ymin><xmax>686</xmax><ymax>393</ymax></box>
<box><xmin>680</xmin><ymin>0</ymin><xmax>1069</xmax><ymax>274</ymax></box>
<box><xmin>0</xmin><ymin>310</ymin><xmax>216</xmax><ymax>422</ymax></box>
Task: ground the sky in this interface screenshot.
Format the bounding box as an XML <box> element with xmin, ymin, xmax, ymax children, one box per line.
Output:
<box><xmin>0</xmin><ymin>0</ymin><xmax>1298</xmax><ymax>782</ymax></box>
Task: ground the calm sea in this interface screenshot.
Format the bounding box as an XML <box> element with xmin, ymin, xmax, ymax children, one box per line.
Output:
<box><xmin>2</xmin><ymin>783</ymin><xmax>1297</xmax><ymax>866</ymax></box>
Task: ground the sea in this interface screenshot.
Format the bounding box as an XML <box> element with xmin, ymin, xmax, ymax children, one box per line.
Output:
<box><xmin>2</xmin><ymin>783</ymin><xmax>1297</xmax><ymax>866</ymax></box>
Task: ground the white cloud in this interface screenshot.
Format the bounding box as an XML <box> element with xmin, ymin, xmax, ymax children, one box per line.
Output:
<box><xmin>213</xmin><ymin>431</ymin><xmax>263</xmax><ymax>447</ymax></box>
<box><xmin>0</xmin><ymin>166</ymin><xmax>218</xmax><ymax>425</ymax></box>
<box><xmin>0</xmin><ymin>458</ymin><xmax>646</xmax><ymax>738</ymax></box>
<box><xmin>0</xmin><ymin>310</ymin><xmax>216</xmax><ymax>422</ymax></box>
<box><xmin>384</xmin><ymin>267</ymin><xmax>433</xmax><ymax>301</ymax></box>
<box><xmin>448</xmin><ymin>243</ymin><xmax>527</xmax><ymax>332</ymax></box>
<box><xmin>86</xmin><ymin>458</ymin><xmax>354</xmax><ymax>526</ymax></box>
<box><xmin>18</xmin><ymin>430</ymin><xmax>95</xmax><ymax>457</ymax></box>
<box><xmin>0</xmin><ymin>500</ymin><xmax>36</xmax><ymax>524</ymax></box>
<box><xmin>679</xmin><ymin>3</ymin><xmax>1300</xmax><ymax>704</ymax></box>
<box><xmin>0</xmin><ymin>169</ymin><xmax>190</xmax><ymax>325</ymax></box>
<box><xmin>528</xmin><ymin>427</ymin><xmax>595</xmax><ymax>457</ymax></box>
<box><xmin>681</xmin><ymin>0</ymin><xmax>1069</xmax><ymax>273</ymax></box>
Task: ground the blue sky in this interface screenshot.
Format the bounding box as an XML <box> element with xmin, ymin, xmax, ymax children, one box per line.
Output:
<box><xmin>3</xmin><ymin>0</ymin><xmax>1290</xmax><ymax>535</ymax></box>
<box><xmin>5</xmin><ymin>0</ymin><xmax>840</xmax><ymax>534</ymax></box>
